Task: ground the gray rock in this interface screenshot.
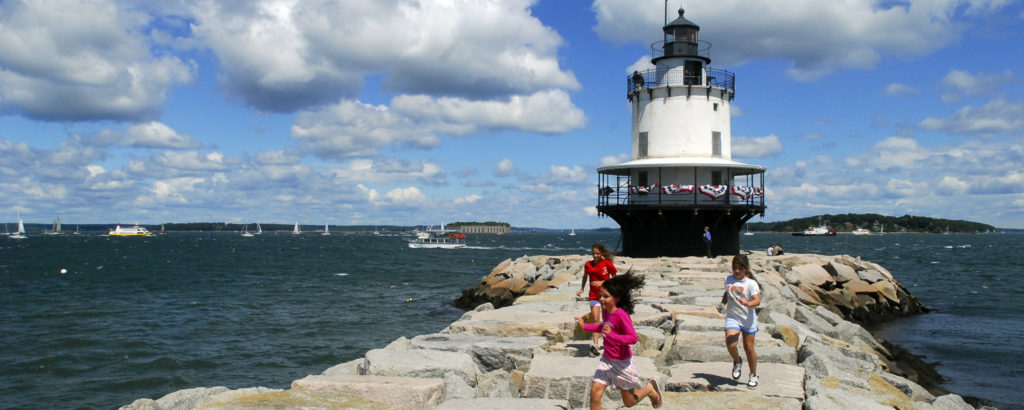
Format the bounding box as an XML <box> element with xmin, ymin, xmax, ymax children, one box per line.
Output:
<box><xmin>825</xmin><ymin>261</ymin><xmax>858</xmax><ymax>284</ymax></box>
<box><xmin>674</xmin><ymin>314</ymin><xmax>723</xmax><ymax>333</ymax></box>
<box><xmin>813</xmin><ymin>305</ymin><xmax>845</xmax><ymax>326</ymax></box>
<box><xmin>321</xmin><ymin>358</ymin><xmax>363</xmax><ymax>376</ymax></box>
<box><xmin>119</xmin><ymin>386</ymin><xmax>231</xmax><ymax>410</ymax></box>
<box><xmin>410</xmin><ymin>333</ymin><xmax>548</xmax><ymax>372</ymax></box>
<box><xmin>805</xmin><ymin>387</ymin><xmax>893</xmax><ymax>410</ymax></box>
<box><xmin>291</xmin><ymin>374</ymin><xmax>445</xmax><ymax>410</ymax></box>
<box><xmin>857</xmin><ymin>269</ymin><xmax>887</xmax><ymax>284</ymax></box>
<box><xmin>521</xmin><ymin>355</ymin><xmax>662</xmax><ymax>409</ymax></box>
<box><xmin>879</xmin><ymin>371</ymin><xmax>935</xmax><ymax>402</ymax></box>
<box><xmin>634</xmin><ymin>326</ymin><xmax>667</xmax><ymax>354</ymax></box>
<box><xmin>431</xmin><ymin>398</ymin><xmax>571</xmax><ymax>409</ymax></box>
<box><xmin>832</xmin><ymin>321</ymin><xmax>887</xmax><ymax>353</ymax></box>
<box><xmin>474</xmin><ymin>370</ymin><xmax>517</xmax><ymax>398</ymax></box>
<box><xmin>364</xmin><ymin>348</ymin><xmax>480</xmax><ymax>387</ymax></box>
<box><xmin>799</xmin><ymin>345</ymin><xmax>878</xmax><ymax>390</ymax></box>
<box><xmin>443</xmin><ymin>372</ymin><xmax>475</xmax><ymax>401</ymax></box>
<box><xmin>666</xmin><ymin>345</ymin><xmax>797</xmax><ymax>366</ymax></box>
<box><xmin>665</xmin><ymin>362</ymin><xmax>805</xmax><ymax>399</ymax></box>
<box><xmin>931</xmin><ymin>394</ymin><xmax>973</xmax><ymax>410</ymax></box>
<box><xmin>766</xmin><ymin>311</ymin><xmax>820</xmax><ymax>347</ymax></box>
<box><xmin>794</xmin><ymin>305</ymin><xmax>839</xmax><ymax>338</ymax></box>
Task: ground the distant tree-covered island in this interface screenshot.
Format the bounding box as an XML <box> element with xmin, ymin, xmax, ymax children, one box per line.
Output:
<box><xmin>747</xmin><ymin>213</ymin><xmax>996</xmax><ymax>234</ymax></box>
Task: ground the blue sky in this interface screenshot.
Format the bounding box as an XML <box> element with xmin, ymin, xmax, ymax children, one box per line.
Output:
<box><xmin>1</xmin><ymin>0</ymin><xmax>1022</xmax><ymax>229</ymax></box>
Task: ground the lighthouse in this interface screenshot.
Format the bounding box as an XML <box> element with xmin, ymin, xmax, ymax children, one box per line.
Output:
<box><xmin>596</xmin><ymin>8</ymin><xmax>766</xmax><ymax>258</ymax></box>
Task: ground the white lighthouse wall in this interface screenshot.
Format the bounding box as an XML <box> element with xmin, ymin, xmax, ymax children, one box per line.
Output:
<box><xmin>632</xmin><ymin>87</ymin><xmax>731</xmax><ymax>160</ymax></box>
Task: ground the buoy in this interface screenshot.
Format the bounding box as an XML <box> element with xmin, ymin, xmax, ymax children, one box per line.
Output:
<box><xmin>60</xmin><ymin>268</ymin><xmax>67</xmax><ymax>274</ymax></box>
<box><xmin>390</xmin><ymin>285</ymin><xmax>394</xmax><ymax>289</ymax></box>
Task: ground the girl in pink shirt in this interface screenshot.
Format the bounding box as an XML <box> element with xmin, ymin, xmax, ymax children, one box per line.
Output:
<box><xmin>575</xmin><ymin>273</ymin><xmax>662</xmax><ymax>409</ymax></box>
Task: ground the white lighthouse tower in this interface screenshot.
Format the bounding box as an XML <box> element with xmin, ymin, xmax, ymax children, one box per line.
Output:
<box><xmin>596</xmin><ymin>7</ymin><xmax>766</xmax><ymax>257</ymax></box>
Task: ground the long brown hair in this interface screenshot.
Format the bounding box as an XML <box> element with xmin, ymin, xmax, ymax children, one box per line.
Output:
<box><xmin>731</xmin><ymin>254</ymin><xmax>762</xmax><ymax>291</ymax></box>
<box><xmin>592</xmin><ymin>243</ymin><xmax>614</xmax><ymax>262</ymax></box>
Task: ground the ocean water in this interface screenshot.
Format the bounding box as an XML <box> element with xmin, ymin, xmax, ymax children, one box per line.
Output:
<box><xmin>0</xmin><ymin>231</ymin><xmax>1019</xmax><ymax>409</ymax></box>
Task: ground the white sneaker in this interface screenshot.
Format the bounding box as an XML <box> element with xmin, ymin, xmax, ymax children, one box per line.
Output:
<box><xmin>748</xmin><ymin>373</ymin><xmax>759</xmax><ymax>389</ymax></box>
<box><xmin>732</xmin><ymin>360</ymin><xmax>742</xmax><ymax>380</ymax></box>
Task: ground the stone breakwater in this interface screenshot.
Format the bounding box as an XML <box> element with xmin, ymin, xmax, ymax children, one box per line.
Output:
<box><xmin>122</xmin><ymin>253</ymin><xmax>984</xmax><ymax>410</ymax></box>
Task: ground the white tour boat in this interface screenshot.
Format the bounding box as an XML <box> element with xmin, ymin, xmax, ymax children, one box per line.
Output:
<box><xmin>792</xmin><ymin>225</ymin><xmax>835</xmax><ymax>237</ymax></box>
<box><xmin>108</xmin><ymin>223</ymin><xmax>153</xmax><ymax>236</ymax></box>
<box><xmin>408</xmin><ymin>226</ymin><xmax>466</xmax><ymax>249</ymax></box>
<box><xmin>852</xmin><ymin>227</ymin><xmax>871</xmax><ymax>235</ymax></box>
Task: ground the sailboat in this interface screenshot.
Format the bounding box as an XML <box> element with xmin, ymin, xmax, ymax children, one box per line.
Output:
<box><xmin>241</xmin><ymin>224</ymin><xmax>254</xmax><ymax>237</ymax></box>
<box><xmin>45</xmin><ymin>216</ymin><xmax>62</xmax><ymax>235</ymax></box>
<box><xmin>322</xmin><ymin>224</ymin><xmax>331</xmax><ymax>236</ymax></box>
<box><xmin>743</xmin><ymin>224</ymin><xmax>754</xmax><ymax>236</ymax></box>
<box><xmin>292</xmin><ymin>222</ymin><xmax>301</xmax><ymax>235</ymax></box>
<box><xmin>255</xmin><ymin>223</ymin><xmax>262</xmax><ymax>235</ymax></box>
<box><xmin>10</xmin><ymin>210</ymin><xmax>27</xmax><ymax>239</ymax></box>
<box><xmin>568</xmin><ymin>228</ymin><xmax>576</xmax><ymax>236</ymax></box>
<box><xmin>74</xmin><ymin>225</ymin><xmax>81</xmax><ymax>235</ymax></box>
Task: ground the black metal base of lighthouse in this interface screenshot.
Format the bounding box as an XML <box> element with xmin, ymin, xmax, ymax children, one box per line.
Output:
<box><xmin>598</xmin><ymin>206</ymin><xmax>756</xmax><ymax>258</ymax></box>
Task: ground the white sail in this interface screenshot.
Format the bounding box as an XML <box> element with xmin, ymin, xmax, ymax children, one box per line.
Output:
<box><xmin>293</xmin><ymin>222</ymin><xmax>301</xmax><ymax>234</ymax></box>
<box><xmin>16</xmin><ymin>218</ymin><xmax>25</xmax><ymax>234</ymax></box>
<box><xmin>256</xmin><ymin>223</ymin><xmax>262</xmax><ymax>235</ymax></box>
<box><xmin>322</xmin><ymin>224</ymin><xmax>330</xmax><ymax>236</ymax></box>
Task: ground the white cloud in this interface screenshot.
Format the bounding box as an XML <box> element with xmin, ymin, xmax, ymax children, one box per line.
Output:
<box><xmin>919</xmin><ymin>98</ymin><xmax>1024</xmax><ymax>136</ymax></box>
<box><xmin>940</xmin><ymin>69</ymin><xmax>1014</xmax><ymax>102</ymax></box>
<box><xmin>592</xmin><ymin>0</ymin><xmax>1010</xmax><ymax>81</ymax></box>
<box><xmin>600</xmin><ymin>153</ymin><xmax>629</xmax><ymax>166</ymax></box>
<box><xmin>544</xmin><ymin>165</ymin><xmax>588</xmax><ymax>183</ymax></box>
<box><xmin>454</xmin><ymin>194</ymin><xmax>482</xmax><ymax>204</ymax></box>
<box><xmin>0</xmin><ymin>0</ymin><xmax>194</xmax><ymax>121</ymax></box>
<box><xmin>392</xmin><ymin>90</ymin><xmax>586</xmax><ymax>135</ymax></box>
<box><xmin>110</xmin><ymin>122</ymin><xmax>201</xmax><ymax>149</ymax></box>
<box><xmin>732</xmin><ymin>134</ymin><xmax>783</xmax><ymax>157</ymax></box>
<box><xmin>883</xmin><ymin>83</ymin><xmax>921</xmax><ymax>97</ymax></box>
<box><xmin>384</xmin><ymin>187</ymin><xmax>425</xmax><ymax>204</ymax></box>
<box><xmin>291</xmin><ymin>100</ymin><xmax>441</xmax><ymax>158</ymax></box>
<box><xmin>494</xmin><ymin>159</ymin><xmax>518</xmax><ymax>177</ymax></box>
<box><xmin>331</xmin><ymin>158</ymin><xmax>446</xmax><ymax>186</ymax></box>
<box><xmin>189</xmin><ymin>0</ymin><xmax>578</xmax><ymax>111</ymax></box>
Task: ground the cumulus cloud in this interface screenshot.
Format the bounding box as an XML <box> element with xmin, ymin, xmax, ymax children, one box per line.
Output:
<box><xmin>940</xmin><ymin>69</ymin><xmax>1015</xmax><ymax>102</ymax></box>
<box><xmin>291</xmin><ymin>100</ymin><xmax>442</xmax><ymax>158</ymax></box>
<box><xmin>392</xmin><ymin>90</ymin><xmax>586</xmax><ymax>135</ymax></box>
<box><xmin>494</xmin><ymin>159</ymin><xmax>518</xmax><ymax>177</ymax></box>
<box><xmin>732</xmin><ymin>134</ymin><xmax>783</xmax><ymax>158</ymax></box>
<box><xmin>330</xmin><ymin>158</ymin><xmax>446</xmax><ymax>186</ymax></box>
<box><xmin>919</xmin><ymin>98</ymin><xmax>1024</xmax><ymax>136</ymax></box>
<box><xmin>189</xmin><ymin>0</ymin><xmax>579</xmax><ymax>111</ymax></box>
<box><xmin>0</xmin><ymin>0</ymin><xmax>194</xmax><ymax>121</ymax></box>
<box><xmin>92</xmin><ymin>122</ymin><xmax>201</xmax><ymax>149</ymax></box>
<box><xmin>543</xmin><ymin>165</ymin><xmax>588</xmax><ymax>183</ymax></box>
<box><xmin>600</xmin><ymin>153</ymin><xmax>630</xmax><ymax>167</ymax></box>
<box><xmin>883</xmin><ymin>83</ymin><xmax>921</xmax><ymax>97</ymax></box>
<box><xmin>592</xmin><ymin>0</ymin><xmax>1009</xmax><ymax>81</ymax></box>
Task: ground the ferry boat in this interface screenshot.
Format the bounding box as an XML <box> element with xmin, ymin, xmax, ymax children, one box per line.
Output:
<box><xmin>408</xmin><ymin>226</ymin><xmax>466</xmax><ymax>249</ymax></box>
<box><xmin>792</xmin><ymin>225</ymin><xmax>835</xmax><ymax>237</ymax></box>
<box><xmin>108</xmin><ymin>223</ymin><xmax>153</xmax><ymax>236</ymax></box>
<box><xmin>852</xmin><ymin>227</ymin><xmax>871</xmax><ymax>235</ymax></box>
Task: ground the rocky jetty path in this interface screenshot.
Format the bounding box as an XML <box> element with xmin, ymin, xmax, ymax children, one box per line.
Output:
<box><xmin>122</xmin><ymin>253</ymin><xmax>983</xmax><ymax>409</ymax></box>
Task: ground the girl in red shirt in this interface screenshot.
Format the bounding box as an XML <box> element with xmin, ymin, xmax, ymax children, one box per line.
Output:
<box><xmin>577</xmin><ymin>243</ymin><xmax>617</xmax><ymax>355</ymax></box>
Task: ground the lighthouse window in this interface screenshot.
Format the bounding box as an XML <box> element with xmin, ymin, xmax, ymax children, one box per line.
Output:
<box><xmin>713</xmin><ymin>103</ymin><xmax>718</xmax><ymax>111</ymax></box>
<box><xmin>711</xmin><ymin>171</ymin><xmax>722</xmax><ymax>185</ymax></box>
<box><xmin>638</xmin><ymin>171</ymin><xmax>648</xmax><ymax>187</ymax></box>
<box><xmin>638</xmin><ymin>132</ymin><xmax>648</xmax><ymax>158</ymax></box>
<box><xmin>712</xmin><ymin>131</ymin><xmax>722</xmax><ymax>157</ymax></box>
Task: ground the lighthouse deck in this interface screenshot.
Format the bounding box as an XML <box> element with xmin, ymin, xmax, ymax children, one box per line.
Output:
<box><xmin>628</xmin><ymin>67</ymin><xmax>735</xmax><ymax>95</ymax></box>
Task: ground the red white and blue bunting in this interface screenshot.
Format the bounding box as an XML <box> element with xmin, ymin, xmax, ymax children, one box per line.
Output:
<box><xmin>698</xmin><ymin>185</ymin><xmax>729</xmax><ymax>199</ymax></box>
<box><xmin>629</xmin><ymin>184</ymin><xmax>659</xmax><ymax>194</ymax></box>
<box><xmin>731</xmin><ymin>186</ymin><xmax>754</xmax><ymax>200</ymax></box>
<box><xmin>661</xmin><ymin>184</ymin><xmax>695</xmax><ymax>194</ymax></box>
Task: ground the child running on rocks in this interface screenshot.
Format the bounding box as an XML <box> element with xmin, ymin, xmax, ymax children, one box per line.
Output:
<box><xmin>719</xmin><ymin>254</ymin><xmax>762</xmax><ymax>388</ymax></box>
<box><xmin>575</xmin><ymin>273</ymin><xmax>662</xmax><ymax>409</ymax></box>
<box><xmin>577</xmin><ymin>243</ymin><xmax>617</xmax><ymax>356</ymax></box>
